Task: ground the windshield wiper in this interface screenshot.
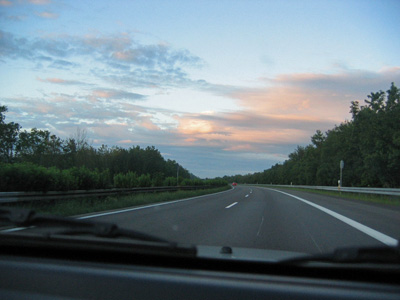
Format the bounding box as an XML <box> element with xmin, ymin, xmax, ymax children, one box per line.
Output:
<box><xmin>280</xmin><ymin>245</ymin><xmax>400</xmax><ymax>265</ymax></box>
<box><xmin>0</xmin><ymin>207</ymin><xmax>170</xmax><ymax>244</ymax></box>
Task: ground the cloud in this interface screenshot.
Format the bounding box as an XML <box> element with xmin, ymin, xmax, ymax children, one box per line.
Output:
<box><xmin>0</xmin><ymin>0</ymin><xmax>52</xmax><ymax>8</ymax></box>
<box><xmin>110</xmin><ymin>44</ymin><xmax>202</xmax><ymax>69</ymax></box>
<box><xmin>2</xmin><ymin>25</ymin><xmax>398</xmax><ymax>177</ymax></box>
<box><xmin>35</xmin><ymin>11</ymin><xmax>58</xmax><ymax>19</ymax></box>
<box><xmin>28</xmin><ymin>0</ymin><xmax>52</xmax><ymax>4</ymax></box>
<box><xmin>1</xmin><ymin>89</ymin><xmax>160</xmax><ymax>145</ymax></box>
<box><xmin>4</xmin><ymin>66</ymin><xmax>398</xmax><ymax>178</ymax></box>
<box><xmin>48</xmin><ymin>59</ymin><xmax>78</xmax><ymax>69</ymax></box>
<box><xmin>4</xmin><ymin>15</ymin><xmax>27</xmax><ymax>21</ymax></box>
<box><xmin>228</xmin><ymin>67</ymin><xmax>400</xmax><ymax>123</ymax></box>
<box><xmin>272</xmin><ymin>67</ymin><xmax>400</xmax><ymax>95</ymax></box>
<box><xmin>80</xmin><ymin>33</ymin><xmax>203</xmax><ymax>72</ymax></box>
<box><xmin>151</xmin><ymin>67</ymin><xmax>400</xmax><ymax>176</ymax></box>
<box><xmin>8</xmin><ymin>68</ymin><xmax>398</xmax><ymax>155</ymax></box>
<box><xmin>0</xmin><ymin>30</ymin><xmax>32</xmax><ymax>59</ymax></box>
<box><xmin>0</xmin><ymin>30</ymin><xmax>166</xmax><ymax>66</ymax></box>
<box><xmin>96</xmin><ymin>68</ymin><xmax>192</xmax><ymax>90</ymax></box>
<box><xmin>140</xmin><ymin>116</ymin><xmax>160</xmax><ymax>131</ymax></box>
<box><xmin>177</xmin><ymin>118</ymin><xmax>214</xmax><ymax>135</ymax></box>
<box><xmin>91</xmin><ymin>88</ymin><xmax>146</xmax><ymax>101</ymax></box>
<box><xmin>36</xmin><ymin>77</ymin><xmax>88</xmax><ymax>85</ymax></box>
<box><xmin>0</xmin><ymin>30</ymin><xmax>203</xmax><ymax>89</ymax></box>
<box><xmin>173</xmin><ymin>111</ymin><xmax>328</xmax><ymax>154</ymax></box>
<box><xmin>0</xmin><ymin>0</ymin><xmax>12</xmax><ymax>6</ymax></box>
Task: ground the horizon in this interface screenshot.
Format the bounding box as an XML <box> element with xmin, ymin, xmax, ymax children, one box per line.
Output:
<box><xmin>1</xmin><ymin>0</ymin><xmax>399</xmax><ymax>178</ymax></box>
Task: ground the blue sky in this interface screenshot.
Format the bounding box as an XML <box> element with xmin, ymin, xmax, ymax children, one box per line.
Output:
<box><xmin>1</xmin><ymin>0</ymin><xmax>400</xmax><ymax>178</ymax></box>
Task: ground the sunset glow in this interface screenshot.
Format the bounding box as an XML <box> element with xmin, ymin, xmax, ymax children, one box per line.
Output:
<box><xmin>1</xmin><ymin>0</ymin><xmax>399</xmax><ymax>177</ymax></box>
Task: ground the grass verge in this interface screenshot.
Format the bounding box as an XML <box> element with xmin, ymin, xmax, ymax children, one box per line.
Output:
<box><xmin>3</xmin><ymin>186</ymin><xmax>231</xmax><ymax>217</ymax></box>
<box><xmin>254</xmin><ymin>185</ymin><xmax>400</xmax><ymax>206</ymax></box>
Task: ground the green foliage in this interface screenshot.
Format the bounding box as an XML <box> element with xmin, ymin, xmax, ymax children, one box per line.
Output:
<box><xmin>113</xmin><ymin>171</ymin><xmax>138</xmax><ymax>188</ymax></box>
<box><xmin>163</xmin><ymin>176</ymin><xmax>177</xmax><ymax>186</ymax></box>
<box><xmin>68</xmin><ymin>166</ymin><xmax>100</xmax><ymax>190</ymax></box>
<box><xmin>0</xmin><ymin>162</ymin><xmax>49</xmax><ymax>192</ymax></box>
<box><xmin>151</xmin><ymin>172</ymin><xmax>164</xmax><ymax>187</ymax></box>
<box><xmin>203</xmin><ymin>178</ymin><xmax>229</xmax><ymax>187</ymax></box>
<box><xmin>225</xmin><ymin>83</ymin><xmax>400</xmax><ymax>188</ymax></box>
<box><xmin>180</xmin><ymin>179</ymin><xmax>193</xmax><ymax>186</ymax></box>
<box><xmin>137</xmin><ymin>173</ymin><xmax>152</xmax><ymax>187</ymax></box>
<box><xmin>0</xmin><ymin>163</ymin><xmax>112</xmax><ymax>192</ymax></box>
<box><xmin>0</xmin><ymin>162</ymin><xmax>63</xmax><ymax>192</ymax></box>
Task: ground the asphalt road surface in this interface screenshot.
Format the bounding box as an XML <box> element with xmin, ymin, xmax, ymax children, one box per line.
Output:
<box><xmin>81</xmin><ymin>185</ymin><xmax>400</xmax><ymax>254</ymax></box>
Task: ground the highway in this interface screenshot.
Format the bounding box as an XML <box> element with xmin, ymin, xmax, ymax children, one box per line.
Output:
<box><xmin>81</xmin><ymin>185</ymin><xmax>400</xmax><ymax>254</ymax></box>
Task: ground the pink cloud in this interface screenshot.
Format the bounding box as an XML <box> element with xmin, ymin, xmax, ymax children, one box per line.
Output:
<box><xmin>229</xmin><ymin>67</ymin><xmax>400</xmax><ymax>125</ymax></box>
<box><xmin>117</xmin><ymin>139</ymin><xmax>135</xmax><ymax>144</ymax></box>
<box><xmin>140</xmin><ymin>116</ymin><xmax>160</xmax><ymax>131</ymax></box>
<box><xmin>35</xmin><ymin>11</ymin><xmax>58</xmax><ymax>19</ymax></box>
<box><xmin>93</xmin><ymin>90</ymin><xmax>112</xmax><ymax>98</ymax></box>
<box><xmin>28</xmin><ymin>0</ymin><xmax>51</xmax><ymax>4</ymax></box>
<box><xmin>91</xmin><ymin>89</ymin><xmax>145</xmax><ymax>101</ymax></box>
<box><xmin>170</xmin><ymin>68</ymin><xmax>400</xmax><ymax>153</ymax></box>
<box><xmin>7</xmin><ymin>68</ymin><xmax>399</xmax><ymax>170</ymax></box>
<box><xmin>178</xmin><ymin>118</ymin><xmax>214</xmax><ymax>135</ymax></box>
<box><xmin>46</xmin><ymin>77</ymin><xmax>66</xmax><ymax>83</ymax></box>
<box><xmin>230</xmin><ymin>85</ymin><xmax>350</xmax><ymax>122</ymax></box>
<box><xmin>37</xmin><ymin>77</ymin><xmax>75</xmax><ymax>84</ymax></box>
<box><xmin>112</xmin><ymin>50</ymin><xmax>135</xmax><ymax>61</ymax></box>
<box><xmin>0</xmin><ymin>0</ymin><xmax>12</xmax><ymax>6</ymax></box>
<box><xmin>172</xmin><ymin>112</ymin><xmax>317</xmax><ymax>152</ymax></box>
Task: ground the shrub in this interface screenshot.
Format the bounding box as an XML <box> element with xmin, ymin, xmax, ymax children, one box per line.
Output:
<box><xmin>180</xmin><ymin>179</ymin><xmax>193</xmax><ymax>186</ymax></box>
<box><xmin>0</xmin><ymin>162</ymin><xmax>54</xmax><ymax>192</ymax></box>
<box><xmin>113</xmin><ymin>171</ymin><xmax>138</xmax><ymax>188</ymax></box>
<box><xmin>163</xmin><ymin>176</ymin><xmax>176</xmax><ymax>186</ymax></box>
<box><xmin>68</xmin><ymin>166</ymin><xmax>100</xmax><ymax>190</ymax></box>
<box><xmin>151</xmin><ymin>172</ymin><xmax>164</xmax><ymax>187</ymax></box>
<box><xmin>138</xmin><ymin>173</ymin><xmax>151</xmax><ymax>187</ymax></box>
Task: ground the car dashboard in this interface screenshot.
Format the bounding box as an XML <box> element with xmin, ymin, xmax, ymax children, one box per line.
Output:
<box><xmin>0</xmin><ymin>236</ymin><xmax>399</xmax><ymax>300</ymax></box>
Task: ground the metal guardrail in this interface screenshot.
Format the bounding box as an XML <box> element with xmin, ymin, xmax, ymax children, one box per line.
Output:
<box><xmin>0</xmin><ymin>186</ymin><xmax>213</xmax><ymax>204</ymax></box>
<box><xmin>249</xmin><ymin>184</ymin><xmax>400</xmax><ymax>197</ymax></box>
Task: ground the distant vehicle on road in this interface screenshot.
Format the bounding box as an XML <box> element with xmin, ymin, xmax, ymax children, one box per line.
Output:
<box><xmin>232</xmin><ymin>182</ymin><xmax>237</xmax><ymax>186</ymax></box>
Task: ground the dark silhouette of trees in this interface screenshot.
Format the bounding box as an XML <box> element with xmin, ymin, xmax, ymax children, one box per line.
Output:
<box><xmin>1</xmin><ymin>106</ymin><xmax>225</xmax><ymax>191</ymax></box>
<box><xmin>0</xmin><ymin>105</ymin><xmax>21</xmax><ymax>163</ymax></box>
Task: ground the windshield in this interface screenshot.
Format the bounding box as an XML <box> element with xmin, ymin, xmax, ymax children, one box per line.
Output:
<box><xmin>0</xmin><ymin>0</ymin><xmax>399</xmax><ymax>260</ymax></box>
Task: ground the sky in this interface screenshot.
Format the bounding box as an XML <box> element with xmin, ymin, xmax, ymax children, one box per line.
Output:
<box><xmin>1</xmin><ymin>0</ymin><xmax>399</xmax><ymax>178</ymax></box>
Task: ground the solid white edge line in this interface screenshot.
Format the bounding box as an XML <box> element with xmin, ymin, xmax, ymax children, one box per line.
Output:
<box><xmin>1</xmin><ymin>187</ymin><xmax>235</xmax><ymax>232</ymax></box>
<box><xmin>78</xmin><ymin>187</ymin><xmax>234</xmax><ymax>219</ymax></box>
<box><xmin>264</xmin><ymin>188</ymin><xmax>398</xmax><ymax>247</ymax></box>
<box><xmin>1</xmin><ymin>227</ymin><xmax>28</xmax><ymax>233</ymax></box>
<box><xmin>225</xmin><ymin>202</ymin><xmax>238</xmax><ymax>209</ymax></box>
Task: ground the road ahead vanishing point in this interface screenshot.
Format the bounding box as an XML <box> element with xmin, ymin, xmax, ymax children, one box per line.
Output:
<box><xmin>80</xmin><ymin>186</ymin><xmax>400</xmax><ymax>254</ymax></box>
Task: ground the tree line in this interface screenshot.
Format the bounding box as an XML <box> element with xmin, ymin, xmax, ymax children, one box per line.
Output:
<box><xmin>224</xmin><ymin>83</ymin><xmax>400</xmax><ymax>188</ymax></box>
<box><xmin>0</xmin><ymin>106</ymin><xmax>227</xmax><ymax>191</ymax></box>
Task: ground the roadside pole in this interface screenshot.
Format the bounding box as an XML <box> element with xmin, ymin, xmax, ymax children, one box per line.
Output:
<box><xmin>339</xmin><ymin>160</ymin><xmax>344</xmax><ymax>193</ymax></box>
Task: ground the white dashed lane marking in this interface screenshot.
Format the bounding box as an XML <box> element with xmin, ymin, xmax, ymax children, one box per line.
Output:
<box><xmin>225</xmin><ymin>202</ymin><xmax>238</xmax><ymax>209</ymax></box>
